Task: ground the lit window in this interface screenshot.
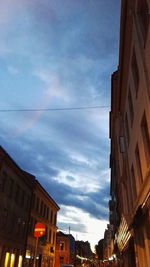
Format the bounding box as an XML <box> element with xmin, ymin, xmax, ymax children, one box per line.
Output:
<box><xmin>60</xmin><ymin>242</ymin><xmax>65</xmax><ymax>250</ymax></box>
<box><xmin>4</xmin><ymin>252</ymin><xmax>10</xmax><ymax>267</ymax></box>
<box><xmin>18</xmin><ymin>255</ymin><xmax>23</xmax><ymax>267</ymax></box>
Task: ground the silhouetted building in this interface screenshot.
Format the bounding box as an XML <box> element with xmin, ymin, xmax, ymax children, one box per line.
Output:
<box><xmin>0</xmin><ymin>146</ymin><xmax>60</xmax><ymax>267</ymax></box>
<box><xmin>110</xmin><ymin>0</ymin><xmax>150</xmax><ymax>266</ymax></box>
<box><xmin>0</xmin><ymin>146</ymin><xmax>35</xmax><ymax>266</ymax></box>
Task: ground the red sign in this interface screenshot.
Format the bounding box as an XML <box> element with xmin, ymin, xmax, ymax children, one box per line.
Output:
<box><xmin>34</xmin><ymin>222</ymin><xmax>46</xmax><ymax>238</ymax></box>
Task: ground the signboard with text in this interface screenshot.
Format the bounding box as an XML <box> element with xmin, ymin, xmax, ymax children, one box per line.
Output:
<box><xmin>34</xmin><ymin>222</ymin><xmax>46</xmax><ymax>238</ymax></box>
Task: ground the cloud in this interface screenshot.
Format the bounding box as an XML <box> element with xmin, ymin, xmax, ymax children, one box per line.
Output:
<box><xmin>0</xmin><ymin>0</ymin><xmax>120</xmax><ymax>249</ymax></box>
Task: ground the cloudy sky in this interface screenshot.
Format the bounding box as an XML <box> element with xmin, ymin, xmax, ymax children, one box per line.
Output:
<box><xmin>0</xmin><ymin>0</ymin><xmax>120</xmax><ymax>251</ymax></box>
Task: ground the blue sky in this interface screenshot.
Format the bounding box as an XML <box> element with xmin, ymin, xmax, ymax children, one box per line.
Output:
<box><xmin>0</xmin><ymin>0</ymin><xmax>120</xmax><ymax>250</ymax></box>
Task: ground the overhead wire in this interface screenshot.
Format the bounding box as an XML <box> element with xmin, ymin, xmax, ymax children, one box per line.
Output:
<box><xmin>0</xmin><ymin>105</ymin><xmax>110</xmax><ymax>112</ymax></box>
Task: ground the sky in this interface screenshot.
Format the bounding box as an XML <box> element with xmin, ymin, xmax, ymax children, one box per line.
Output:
<box><xmin>0</xmin><ymin>0</ymin><xmax>120</xmax><ymax>251</ymax></box>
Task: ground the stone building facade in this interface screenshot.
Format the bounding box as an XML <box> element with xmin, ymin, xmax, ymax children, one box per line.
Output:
<box><xmin>109</xmin><ymin>0</ymin><xmax>150</xmax><ymax>266</ymax></box>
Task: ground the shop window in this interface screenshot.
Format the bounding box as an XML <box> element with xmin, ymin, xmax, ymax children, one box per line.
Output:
<box><xmin>137</xmin><ymin>0</ymin><xmax>149</xmax><ymax>42</ymax></box>
<box><xmin>141</xmin><ymin>112</ymin><xmax>150</xmax><ymax>166</ymax></box>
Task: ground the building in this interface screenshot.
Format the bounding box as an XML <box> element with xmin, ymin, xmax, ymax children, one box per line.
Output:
<box><xmin>0</xmin><ymin>146</ymin><xmax>35</xmax><ymax>267</ymax></box>
<box><xmin>55</xmin><ymin>231</ymin><xmax>75</xmax><ymax>267</ymax></box>
<box><xmin>25</xmin><ymin>180</ymin><xmax>60</xmax><ymax>267</ymax></box>
<box><xmin>0</xmin><ymin>146</ymin><xmax>60</xmax><ymax>267</ymax></box>
<box><xmin>109</xmin><ymin>0</ymin><xmax>150</xmax><ymax>266</ymax></box>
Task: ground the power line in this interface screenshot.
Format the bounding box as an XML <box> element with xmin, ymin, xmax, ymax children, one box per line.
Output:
<box><xmin>0</xmin><ymin>105</ymin><xmax>110</xmax><ymax>112</ymax></box>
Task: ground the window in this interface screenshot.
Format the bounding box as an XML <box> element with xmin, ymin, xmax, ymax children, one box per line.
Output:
<box><xmin>137</xmin><ymin>0</ymin><xmax>149</xmax><ymax>41</ymax></box>
<box><xmin>50</xmin><ymin>210</ymin><xmax>53</xmax><ymax>224</ymax></box>
<box><xmin>8</xmin><ymin>178</ymin><xmax>14</xmax><ymax>198</ymax></box>
<box><xmin>46</xmin><ymin>207</ymin><xmax>49</xmax><ymax>220</ymax></box>
<box><xmin>49</xmin><ymin>229</ymin><xmax>52</xmax><ymax>243</ymax></box>
<box><xmin>54</xmin><ymin>213</ymin><xmax>57</xmax><ymax>225</ymax></box>
<box><xmin>40</xmin><ymin>201</ymin><xmax>43</xmax><ymax>215</ymax></box>
<box><xmin>135</xmin><ymin>145</ymin><xmax>143</xmax><ymax>183</ymax></box>
<box><xmin>119</xmin><ymin>136</ymin><xmax>125</xmax><ymax>153</ymax></box>
<box><xmin>131</xmin><ymin>165</ymin><xmax>137</xmax><ymax>200</ymax></box>
<box><xmin>128</xmin><ymin>90</ymin><xmax>134</xmax><ymax>126</ymax></box>
<box><xmin>59</xmin><ymin>256</ymin><xmax>64</xmax><ymax>264</ymax></box>
<box><xmin>60</xmin><ymin>242</ymin><xmax>65</xmax><ymax>250</ymax></box>
<box><xmin>36</xmin><ymin>197</ymin><xmax>39</xmax><ymax>212</ymax></box>
<box><xmin>15</xmin><ymin>185</ymin><xmax>20</xmax><ymax>203</ymax></box>
<box><xmin>141</xmin><ymin>112</ymin><xmax>150</xmax><ymax>165</ymax></box>
<box><xmin>53</xmin><ymin>232</ymin><xmax>55</xmax><ymax>244</ymax></box>
<box><xmin>125</xmin><ymin>114</ymin><xmax>130</xmax><ymax>145</ymax></box>
<box><xmin>0</xmin><ymin>171</ymin><xmax>7</xmax><ymax>192</ymax></box>
<box><xmin>132</xmin><ymin>50</ymin><xmax>139</xmax><ymax>95</ymax></box>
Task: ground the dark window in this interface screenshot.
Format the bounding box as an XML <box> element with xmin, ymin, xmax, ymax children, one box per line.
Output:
<box><xmin>15</xmin><ymin>185</ymin><xmax>20</xmax><ymax>203</ymax></box>
<box><xmin>131</xmin><ymin>165</ymin><xmax>137</xmax><ymax>200</ymax></box>
<box><xmin>128</xmin><ymin>90</ymin><xmax>134</xmax><ymax>126</ymax></box>
<box><xmin>135</xmin><ymin>145</ymin><xmax>143</xmax><ymax>183</ymax></box>
<box><xmin>21</xmin><ymin>189</ymin><xmax>25</xmax><ymax>207</ymax></box>
<box><xmin>32</xmin><ymin>193</ymin><xmax>35</xmax><ymax>209</ymax></box>
<box><xmin>141</xmin><ymin>112</ymin><xmax>150</xmax><ymax>165</ymax></box>
<box><xmin>125</xmin><ymin>114</ymin><xmax>130</xmax><ymax>145</ymax></box>
<box><xmin>54</xmin><ymin>213</ymin><xmax>57</xmax><ymax>225</ymax></box>
<box><xmin>137</xmin><ymin>0</ymin><xmax>149</xmax><ymax>41</ymax></box>
<box><xmin>8</xmin><ymin>178</ymin><xmax>14</xmax><ymax>198</ymax></box>
<box><xmin>53</xmin><ymin>232</ymin><xmax>55</xmax><ymax>244</ymax></box>
<box><xmin>46</xmin><ymin>207</ymin><xmax>49</xmax><ymax>220</ymax></box>
<box><xmin>36</xmin><ymin>197</ymin><xmax>39</xmax><ymax>212</ymax></box>
<box><xmin>132</xmin><ymin>50</ymin><xmax>139</xmax><ymax>95</ymax></box>
<box><xmin>49</xmin><ymin>229</ymin><xmax>52</xmax><ymax>243</ymax></box>
<box><xmin>0</xmin><ymin>171</ymin><xmax>7</xmax><ymax>192</ymax></box>
<box><xmin>40</xmin><ymin>200</ymin><xmax>43</xmax><ymax>215</ymax></box>
<box><xmin>50</xmin><ymin>210</ymin><xmax>53</xmax><ymax>224</ymax></box>
<box><xmin>59</xmin><ymin>256</ymin><xmax>64</xmax><ymax>264</ymax></box>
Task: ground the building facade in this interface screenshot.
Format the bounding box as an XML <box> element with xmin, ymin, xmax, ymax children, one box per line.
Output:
<box><xmin>0</xmin><ymin>146</ymin><xmax>60</xmax><ymax>267</ymax></box>
<box><xmin>0</xmin><ymin>146</ymin><xmax>35</xmax><ymax>267</ymax></box>
<box><xmin>55</xmin><ymin>231</ymin><xmax>75</xmax><ymax>267</ymax></box>
<box><xmin>109</xmin><ymin>0</ymin><xmax>150</xmax><ymax>266</ymax></box>
<box><xmin>25</xmin><ymin>180</ymin><xmax>60</xmax><ymax>267</ymax></box>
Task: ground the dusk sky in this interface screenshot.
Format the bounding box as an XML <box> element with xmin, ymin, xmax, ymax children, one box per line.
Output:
<box><xmin>0</xmin><ymin>0</ymin><xmax>120</xmax><ymax>251</ymax></box>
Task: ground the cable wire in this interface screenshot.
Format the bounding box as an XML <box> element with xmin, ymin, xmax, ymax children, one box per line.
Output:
<box><xmin>0</xmin><ymin>105</ymin><xmax>110</xmax><ymax>112</ymax></box>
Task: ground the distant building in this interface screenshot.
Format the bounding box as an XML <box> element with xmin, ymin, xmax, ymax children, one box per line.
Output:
<box><xmin>109</xmin><ymin>0</ymin><xmax>150</xmax><ymax>266</ymax></box>
<box><xmin>55</xmin><ymin>231</ymin><xmax>76</xmax><ymax>267</ymax></box>
<box><xmin>0</xmin><ymin>146</ymin><xmax>35</xmax><ymax>267</ymax></box>
<box><xmin>25</xmin><ymin>180</ymin><xmax>60</xmax><ymax>267</ymax></box>
<box><xmin>75</xmin><ymin>240</ymin><xmax>93</xmax><ymax>266</ymax></box>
